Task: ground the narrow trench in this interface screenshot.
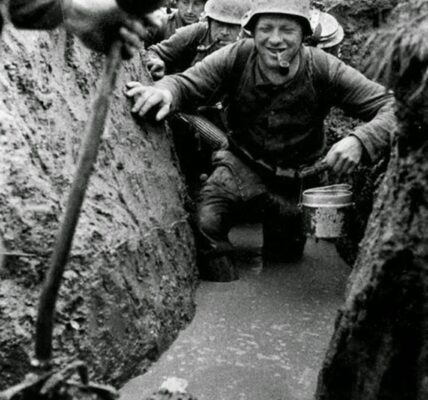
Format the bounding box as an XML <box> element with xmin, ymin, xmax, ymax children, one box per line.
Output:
<box><xmin>120</xmin><ymin>224</ymin><xmax>350</xmax><ymax>400</ymax></box>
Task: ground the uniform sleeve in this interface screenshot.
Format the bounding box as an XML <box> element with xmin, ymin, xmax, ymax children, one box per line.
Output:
<box><xmin>8</xmin><ymin>0</ymin><xmax>66</xmax><ymax>29</ymax></box>
<box><xmin>155</xmin><ymin>41</ymin><xmax>242</xmax><ymax>111</ymax></box>
<box><xmin>323</xmin><ymin>51</ymin><xmax>396</xmax><ymax>162</ymax></box>
<box><xmin>147</xmin><ymin>23</ymin><xmax>206</xmax><ymax>71</ymax></box>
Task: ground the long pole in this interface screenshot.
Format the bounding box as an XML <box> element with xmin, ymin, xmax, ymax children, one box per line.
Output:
<box><xmin>34</xmin><ymin>40</ymin><xmax>123</xmax><ymax>366</ymax></box>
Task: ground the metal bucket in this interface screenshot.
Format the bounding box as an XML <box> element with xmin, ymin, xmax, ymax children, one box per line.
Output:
<box><xmin>302</xmin><ymin>184</ymin><xmax>353</xmax><ymax>239</ymax></box>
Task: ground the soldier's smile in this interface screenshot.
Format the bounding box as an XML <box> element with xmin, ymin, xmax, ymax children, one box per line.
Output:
<box><xmin>254</xmin><ymin>15</ymin><xmax>303</xmax><ymax>72</ymax></box>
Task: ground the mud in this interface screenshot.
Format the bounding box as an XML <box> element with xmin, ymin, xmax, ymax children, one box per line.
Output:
<box><xmin>122</xmin><ymin>227</ymin><xmax>350</xmax><ymax>400</ymax></box>
<box><xmin>318</xmin><ymin>0</ymin><xmax>398</xmax><ymax>266</ymax></box>
<box><xmin>316</xmin><ymin>0</ymin><xmax>428</xmax><ymax>397</ymax></box>
<box><xmin>317</xmin><ymin>128</ymin><xmax>428</xmax><ymax>400</ymax></box>
<box><xmin>0</xmin><ymin>26</ymin><xmax>197</xmax><ymax>389</ymax></box>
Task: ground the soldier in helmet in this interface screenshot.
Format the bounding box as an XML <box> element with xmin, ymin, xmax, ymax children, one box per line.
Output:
<box><xmin>144</xmin><ymin>0</ymin><xmax>251</xmax><ymax>201</ymax></box>
<box><xmin>144</xmin><ymin>0</ymin><xmax>207</xmax><ymax>45</ymax></box>
<box><xmin>309</xmin><ymin>8</ymin><xmax>344</xmax><ymax>57</ymax></box>
<box><xmin>126</xmin><ymin>0</ymin><xmax>396</xmax><ymax>281</ymax></box>
<box><xmin>145</xmin><ymin>0</ymin><xmax>252</xmax><ymax>79</ymax></box>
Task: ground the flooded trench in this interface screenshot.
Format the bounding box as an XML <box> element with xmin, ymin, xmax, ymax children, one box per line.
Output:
<box><xmin>120</xmin><ymin>224</ymin><xmax>350</xmax><ymax>400</ymax></box>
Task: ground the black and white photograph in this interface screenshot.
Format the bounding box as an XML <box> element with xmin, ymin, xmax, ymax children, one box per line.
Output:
<box><xmin>0</xmin><ymin>0</ymin><xmax>427</xmax><ymax>399</ymax></box>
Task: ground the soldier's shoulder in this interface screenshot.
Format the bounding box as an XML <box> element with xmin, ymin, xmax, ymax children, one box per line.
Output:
<box><xmin>306</xmin><ymin>45</ymin><xmax>342</xmax><ymax>65</ymax></box>
<box><xmin>306</xmin><ymin>45</ymin><xmax>327</xmax><ymax>59</ymax></box>
<box><xmin>229</xmin><ymin>38</ymin><xmax>255</xmax><ymax>60</ymax></box>
<box><xmin>232</xmin><ymin>38</ymin><xmax>255</xmax><ymax>52</ymax></box>
<box><xmin>176</xmin><ymin>21</ymin><xmax>208</xmax><ymax>33</ymax></box>
<box><xmin>208</xmin><ymin>39</ymin><xmax>254</xmax><ymax>68</ymax></box>
<box><xmin>305</xmin><ymin>45</ymin><xmax>341</xmax><ymax>75</ymax></box>
<box><xmin>173</xmin><ymin>21</ymin><xmax>208</xmax><ymax>41</ymax></box>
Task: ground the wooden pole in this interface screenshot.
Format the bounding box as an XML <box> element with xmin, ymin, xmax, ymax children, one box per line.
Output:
<box><xmin>34</xmin><ymin>40</ymin><xmax>123</xmax><ymax>366</ymax></box>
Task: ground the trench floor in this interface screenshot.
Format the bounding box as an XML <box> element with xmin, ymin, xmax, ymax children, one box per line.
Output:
<box><xmin>120</xmin><ymin>224</ymin><xmax>350</xmax><ymax>400</ymax></box>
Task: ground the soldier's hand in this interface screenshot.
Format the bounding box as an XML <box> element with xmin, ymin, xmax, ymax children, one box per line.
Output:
<box><xmin>125</xmin><ymin>81</ymin><xmax>172</xmax><ymax>120</ymax></box>
<box><xmin>64</xmin><ymin>0</ymin><xmax>159</xmax><ymax>59</ymax></box>
<box><xmin>324</xmin><ymin>135</ymin><xmax>363</xmax><ymax>175</ymax></box>
<box><xmin>147</xmin><ymin>58</ymin><xmax>166</xmax><ymax>80</ymax></box>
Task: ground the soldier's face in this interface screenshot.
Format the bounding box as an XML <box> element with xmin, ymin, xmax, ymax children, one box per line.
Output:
<box><xmin>210</xmin><ymin>19</ymin><xmax>241</xmax><ymax>46</ymax></box>
<box><xmin>177</xmin><ymin>0</ymin><xmax>206</xmax><ymax>24</ymax></box>
<box><xmin>254</xmin><ymin>14</ymin><xmax>304</xmax><ymax>72</ymax></box>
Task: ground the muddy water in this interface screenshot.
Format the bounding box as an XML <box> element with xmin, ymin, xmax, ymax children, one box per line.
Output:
<box><xmin>120</xmin><ymin>225</ymin><xmax>349</xmax><ymax>400</ymax></box>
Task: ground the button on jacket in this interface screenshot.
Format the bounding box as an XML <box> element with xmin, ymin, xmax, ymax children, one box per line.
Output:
<box><xmin>157</xmin><ymin>39</ymin><xmax>396</xmax><ymax>168</ymax></box>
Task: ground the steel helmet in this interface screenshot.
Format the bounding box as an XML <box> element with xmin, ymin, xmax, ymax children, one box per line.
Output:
<box><xmin>242</xmin><ymin>0</ymin><xmax>312</xmax><ymax>36</ymax></box>
<box><xmin>310</xmin><ymin>9</ymin><xmax>344</xmax><ymax>49</ymax></box>
<box><xmin>205</xmin><ymin>0</ymin><xmax>252</xmax><ymax>25</ymax></box>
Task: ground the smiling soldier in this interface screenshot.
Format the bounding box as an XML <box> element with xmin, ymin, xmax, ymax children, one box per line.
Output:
<box><xmin>142</xmin><ymin>0</ymin><xmax>251</xmax><ymax>206</ymax></box>
<box><xmin>145</xmin><ymin>0</ymin><xmax>251</xmax><ymax>79</ymax></box>
<box><xmin>126</xmin><ymin>0</ymin><xmax>396</xmax><ymax>281</ymax></box>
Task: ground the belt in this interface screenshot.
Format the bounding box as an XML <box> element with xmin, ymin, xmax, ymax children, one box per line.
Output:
<box><xmin>228</xmin><ymin>140</ymin><xmax>327</xmax><ymax>180</ymax></box>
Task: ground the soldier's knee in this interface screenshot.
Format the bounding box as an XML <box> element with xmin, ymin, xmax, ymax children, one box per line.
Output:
<box><xmin>197</xmin><ymin>205</ymin><xmax>223</xmax><ymax>240</ymax></box>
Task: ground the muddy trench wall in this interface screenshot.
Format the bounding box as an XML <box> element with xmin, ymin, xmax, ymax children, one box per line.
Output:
<box><xmin>321</xmin><ymin>0</ymin><xmax>399</xmax><ymax>266</ymax></box>
<box><xmin>316</xmin><ymin>0</ymin><xmax>428</xmax><ymax>398</ymax></box>
<box><xmin>0</xmin><ymin>25</ymin><xmax>197</xmax><ymax>389</ymax></box>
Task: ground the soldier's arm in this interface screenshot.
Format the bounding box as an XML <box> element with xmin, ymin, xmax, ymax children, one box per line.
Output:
<box><xmin>155</xmin><ymin>40</ymin><xmax>243</xmax><ymax>111</ymax></box>
<box><xmin>125</xmin><ymin>40</ymin><xmax>246</xmax><ymax>119</ymax></box>
<box><xmin>326</xmin><ymin>52</ymin><xmax>396</xmax><ymax>163</ymax></box>
<box><xmin>147</xmin><ymin>22</ymin><xmax>207</xmax><ymax>71</ymax></box>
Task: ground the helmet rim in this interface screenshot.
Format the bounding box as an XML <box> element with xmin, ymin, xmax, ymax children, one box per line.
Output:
<box><xmin>242</xmin><ymin>0</ymin><xmax>313</xmax><ymax>36</ymax></box>
<box><xmin>205</xmin><ymin>0</ymin><xmax>252</xmax><ymax>26</ymax></box>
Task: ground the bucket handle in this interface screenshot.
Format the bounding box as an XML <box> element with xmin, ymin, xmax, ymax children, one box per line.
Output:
<box><xmin>304</xmin><ymin>184</ymin><xmax>352</xmax><ymax>193</ymax></box>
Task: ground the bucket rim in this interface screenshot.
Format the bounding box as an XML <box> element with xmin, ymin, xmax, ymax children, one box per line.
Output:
<box><xmin>302</xmin><ymin>183</ymin><xmax>352</xmax><ymax>193</ymax></box>
<box><xmin>301</xmin><ymin>202</ymin><xmax>354</xmax><ymax>208</ymax></box>
<box><xmin>302</xmin><ymin>193</ymin><xmax>353</xmax><ymax>205</ymax></box>
<box><xmin>302</xmin><ymin>184</ymin><xmax>353</xmax><ymax>205</ymax></box>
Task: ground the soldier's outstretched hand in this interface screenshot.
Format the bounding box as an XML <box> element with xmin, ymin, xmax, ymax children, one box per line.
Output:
<box><xmin>324</xmin><ymin>135</ymin><xmax>363</xmax><ymax>175</ymax></box>
<box><xmin>126</xmin><ymin>81</ymin><xmax>173</xmax><ymax>120</ymax></box>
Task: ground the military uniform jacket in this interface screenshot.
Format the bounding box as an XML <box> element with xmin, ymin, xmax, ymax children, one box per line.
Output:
<box><xmin>146</xmin><ymin>21</ymin><xmax>223</xmax><ymax>74</ymax></box>
<box><xmin>157</xmin><ymin>39</ymin><xmax>396</xmax><ymax>168</ymax></box>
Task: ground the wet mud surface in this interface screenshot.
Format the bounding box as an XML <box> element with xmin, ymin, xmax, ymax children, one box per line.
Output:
<box><xmin>121</xmin><ymin>225</ymin><xmax>350</xmax><ymax>400</ymax></box>
<box><xmin>316</xmin><ymin>2</ymin><xmax>428</xmax><ymax>398</ymax></box>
